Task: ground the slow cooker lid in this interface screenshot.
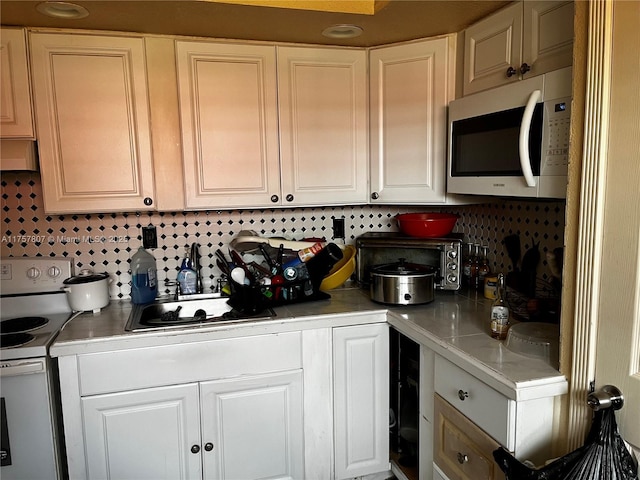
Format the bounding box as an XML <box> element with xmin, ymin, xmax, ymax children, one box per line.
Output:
<box><xmin>63</xmin><ymin>270</ymin><xmax>109</xmax><ymax>284</ymax></box>
<box><xmin>371</xmin><ymin>259</ymin><xmax>435</xmax><ymax>276</ymax></box>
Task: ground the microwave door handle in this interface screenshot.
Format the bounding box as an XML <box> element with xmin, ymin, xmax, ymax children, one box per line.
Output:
<box><xmin>519</xmin><ymin>89</ymin><xmax>542</xmax><ymax>187</ymax></box>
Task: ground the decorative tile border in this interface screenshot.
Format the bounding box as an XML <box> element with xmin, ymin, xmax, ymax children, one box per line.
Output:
<box><xmin>2</xmin><ymin>172</ymin><xmax>565</xmax><ymax>299</ymax></box>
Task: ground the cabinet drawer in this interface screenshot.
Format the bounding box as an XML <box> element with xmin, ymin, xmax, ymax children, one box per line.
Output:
<box><xmin>78</xmin><ymin>331</ymin><xmax>302</xmax><ymax>395</ymax></box>
<box><xmin>434</xmin><ymin>356</ymin><xmax>512</xmax><ymax>447</ymax></box>
<box><xmin>434</xmin><ymin>394</ymin><xmax>505</xmax><ymax>480</ymax></box>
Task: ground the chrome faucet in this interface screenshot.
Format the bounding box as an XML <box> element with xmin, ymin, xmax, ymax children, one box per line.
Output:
<box><xmin>190</xmin><ymin>243</ymin><xmax>203</xmax><ymax>294</ymax></box>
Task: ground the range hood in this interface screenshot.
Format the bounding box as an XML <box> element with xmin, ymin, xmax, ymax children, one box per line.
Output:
<box><xmin>0</xmin><ymin>140</ymin><xmax>38</xmax><ymax>171</ymax></box>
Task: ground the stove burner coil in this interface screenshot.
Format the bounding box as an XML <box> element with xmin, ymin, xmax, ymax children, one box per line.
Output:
<box><xmin>0</xmin><ymin>316</ymin><xmax>49</xmax><ymax>334</ymax></box>
<box><xmin>0</xmin><ymin>332</ymin><xmax>36</xmax><ymax>349</ymax></box>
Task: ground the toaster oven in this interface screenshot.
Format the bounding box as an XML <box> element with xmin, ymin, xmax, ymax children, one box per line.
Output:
<box><xmin>355</xmin><ymin>232</ymin><xmax>462</xmax><ymax>291</ymax></box>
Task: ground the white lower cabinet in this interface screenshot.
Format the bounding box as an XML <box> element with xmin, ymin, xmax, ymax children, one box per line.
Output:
<box><xmin>82</xmin><ymin>383</ymin><xmax>202</xmax><ymax>480</ymax></box>
<box><xmin>82</xmin><ymin>370</ymin><xmax>304</xmax><ymax>480</ymax></box>
<box><xmin>333</xmin><ymin>323</ymin><xmax>390</xmax><ymax>479</ymax></box>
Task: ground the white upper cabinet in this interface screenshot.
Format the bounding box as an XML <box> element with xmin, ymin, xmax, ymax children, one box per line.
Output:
<box><xmin>277</xmin><ymin>46</ymin><xmax>368</xmax><ymax>206</ymax></box>
<box><xmin>176</xmin><ymin>41</ymin><xmax>368</xmax><ymax>209</ymax></box>
<box><xmin>369</xmin><ymin>37</ymin><xmax>452</xmax><ymax>204</ymax></box>
<box><xmin>176</xmin><ymin>41</ymin><xmax>281</xmax><ymax>209</ymax></box>
<box><xmin>29</xmin><ymin>32</ymin><xmax>156</xmax><ymax>213</ymax></box>
<box><xmin>463</xmin><ymin>0</ymin><xmax>574</xmax><ymax>95</ymax></box>
<box><xmin>1</xmin><ymin>27</ymin><xmax>35</xmax><ymax>139</ymax></box>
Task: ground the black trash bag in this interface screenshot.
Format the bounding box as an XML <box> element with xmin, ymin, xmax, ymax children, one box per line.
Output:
<box><xmin>493</xmin><ymin>408</ymin><xmax>639</xmax><ymax>480</ymax></box>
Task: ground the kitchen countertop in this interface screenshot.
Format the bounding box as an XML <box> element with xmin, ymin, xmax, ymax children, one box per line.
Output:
<box><xmin>51</xmin><ymin>286</ymin><xmax>567</xmax><ymax>402</ymax></box>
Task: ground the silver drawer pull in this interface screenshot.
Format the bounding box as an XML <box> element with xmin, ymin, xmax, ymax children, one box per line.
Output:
<box><xmin>457</xmin><ymin>452</ymin><xmax>469</xmax><ymax>464</ymax></box>
<box><xmin>457</xmin><ymin>389</ymin><xmax>469</xmax><ymax>401</ymax></box>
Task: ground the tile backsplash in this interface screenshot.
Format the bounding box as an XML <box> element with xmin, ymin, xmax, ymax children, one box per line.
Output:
<box><xmin>2</xmin><ymin>172</ymin><xmax>566</xmax><ymax>299</ymax></box>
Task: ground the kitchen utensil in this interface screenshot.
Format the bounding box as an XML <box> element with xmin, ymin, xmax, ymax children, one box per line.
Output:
<box><xmin>229</xmin><ymin>250</ymin><xmax>255</xmax><ymax>284</ymax></box>
<box><xmin>160</xmin><ymin>305</ymin><xmax>182</xmax><ymax>322</ymax></box>
<box><xmin>62</xmin><ymin>270</ymin><xmax>111</xmax><ymax>313</ymax></box>
<box><xmin>230</xmin><ymin>231</ymin><xmax>327</xmax><ymax>253</ymax></box>
<box><xmin>259</xmin><ymin>244</ymin><xmax>276</xmax><ymax>273</ymax></box>
<box><xmin>230</xmin><ymin>267</ymin><xmax>247</xmax><ymax>286</ymax></box>
<box><xmin>503</xmin><ymin>234</ymin><xmax>521</xmax><ymax>288</ymax></box>
<box><xmin>395</xmin><ymin>212</ymin><xmax>458</xmax><ymax>238</ymax></box>
<box><xmin>520</xmin><ymin>242</ymin><xmax>540</xmax><ymax>297</ymax></box>
<box><xmin>370</xmin><ymin>260</ymin><xmax>436</xmax><ymax>305</ymax></box>
<box><xmin>319</xmin><ymin>245</ymin><xmax>356</xmax><ymax>291</ymax></box>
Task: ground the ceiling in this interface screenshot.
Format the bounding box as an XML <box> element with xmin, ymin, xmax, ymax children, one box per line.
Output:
<box><xmin>0</xmin><ymin>0</ymin><xmax>510</xmax><ymax>47</ymax></box>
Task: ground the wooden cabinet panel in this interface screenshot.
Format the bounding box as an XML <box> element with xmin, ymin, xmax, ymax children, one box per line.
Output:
<box><xmin>463</xmin><ymin>1</ymin><xmax>574</xmax><ymax>95</ymax></box>
<box><xmin>463</xmin><ymin>3</ymin><xmax>522</xmax><ymax>95</ymax></box>
<box><xmin>434</xmin><ymin>394</ymin><xmax>504</xmax><ymax>480</ymax></box>
<box><xmin>1</xmin><ymin>27</ymin><xmax>34</xmax><ymax>139</ymax></box>
<box><xmin>29</xmin><ymin>32</ymin><xmax>155</xmax><ymax>213</ymax></box>
<box><xmin>333</xmin><ymin>323</ymin><xmax>390</xmax><ymax>479</ymax></box>
<box><xmin>523</xmin><ymin>1</ymin><xmax>574</xmax><ymax>77</ymax></box>
<box><xmin>200</xmin><ymin>371</ymin><xmax>304</xmax><ymax>480</ymax></box>
<box><xmin>82</xmin><ymin>383</ymin><xmax>202</xmax><ymax>480</ymax></box>
<box><xmin>370</xmin><ymin>37</ymin><xmax>451</xmax><ymax>204</ymax></box>
<box><xmin>277</xmin><ymin>46</ymin><xmax>368</xmax><ymax>206</ymax></box>
<box><xmin>176</xmin><ymin>41</ymin><xmax>281</xmax><ymax>209</ymax></box>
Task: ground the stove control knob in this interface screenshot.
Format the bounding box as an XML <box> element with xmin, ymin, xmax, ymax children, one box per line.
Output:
<box><xmin>26</xmin><ymin>267</ymin><xmax>41</xmax><ymax>280</ymax></box>
<box><xmin>48</xmin><ymin>266</ymin><xmax>62</xmax><ymax>278</ymax></box>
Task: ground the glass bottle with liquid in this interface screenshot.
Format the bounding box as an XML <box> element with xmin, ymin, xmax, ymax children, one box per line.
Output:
<box><xmin>477</xmin><ymin>246</ymin><xmax>491</xmax><ymax>291</ymax></box>
<box><xmin>490</xmin><ymin>273</ymin><xmax>510</xmax><ymax>340</ymax></box>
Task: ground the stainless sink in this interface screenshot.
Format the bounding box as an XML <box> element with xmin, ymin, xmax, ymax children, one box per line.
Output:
<box><xmin>125</xmin><ymin>295</ymin><xmax>275</xmax><ymax>332</ymax></box>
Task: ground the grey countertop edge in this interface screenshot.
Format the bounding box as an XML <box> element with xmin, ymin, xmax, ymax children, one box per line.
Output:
<box><xmin>50</xmin><ymin>287</ymin><xmax>567</xmax><ymax>401</ymax></box>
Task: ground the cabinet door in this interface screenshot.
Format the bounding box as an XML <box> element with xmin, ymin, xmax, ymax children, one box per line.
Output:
<box><xmin>29</xmin><ymin>33</ymin><xmax>156</xmax><ymax>213</ymax></box>
<box><xmin>200</xmin><ymin>370</ymin><xmax>304</xmax><ymax>480</ymax></box>
<box><xmin>333</xmin><ymin>323</ymin><xmax>390</xmax><ymax>479</ymax></box>
<box><xmin>277</xmin><ymin>46</ymin><xmax>368</xmax><ymax>206</ymax></box>
<box><xmin>1</xmin><ymin>28</ymin><xmax>34</xmax><ymax>138</ymax></box>
<box><xmin>176</xmin><ymin>41</ymin><xmax>281</xmax><ymax>209</ymax></box>
<box><xmin>82</xmin><ymin>383</ymin><xmax>202</xmax><ymax>480</ymax></box>
<box><xmin>370</xmin><ymin>38</ymin><xmax>451</xmax><ymax>203</ymax></box>
<box><xmin>463</xmin><ymin>2</ymin><xmax>523</xmax><ymax>95</ymax></box>
<box><xmin>522</xmin><ymin>1</ymin><xmax>574</xmax><ymax>77</ymax></box>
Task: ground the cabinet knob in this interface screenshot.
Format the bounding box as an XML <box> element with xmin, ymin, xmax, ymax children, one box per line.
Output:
<box><xmin>204</xmin><ymin>442</ymin><xmax>214</xmax><ymax>452</ymax></box>
<box><xmin>143</xmin><ymin>197</ymin><xmax>153</xmax><ymax>206</ymax></box>
<box><xmin>506</xmin><ymin>66</ymin><xmax>518</xmax><ymax>78</ymax></box>
<box><xmin>190</xmin><ymin>444</ymin><xmax>200</xmax><ymax>454</ymax></box>
<box><xmin>271</xmin><ymin>195</ymin><xmax>279</xmax><ymax>203</ymax></box>
<box><xmin>520</xmin><ymin>63</ymin><xmax>531</xmax><ymax>75</ymax></box>
<box><xmin>457</xmin><ymin>389</ymin><xmax>469</xmax><ymax>401</ymax></box>
<box><xmin>457</xmin><ymin>452</ymin><xmax>469</xmax><ymax>464</ymax></box>
<box><xmin>371</xmin><ymin>192</ymin><xmax>379</xmax><ymax>200</ymax></box>
<box><xmin>285</xmin><ymin>194</ymin><xmax>294</xmax><ymax>202</ymax></box>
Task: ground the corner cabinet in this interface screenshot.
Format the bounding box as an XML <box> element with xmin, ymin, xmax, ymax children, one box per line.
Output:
<box><xmin>29</xmin><ymin>32</ymin><xmax>156</xmax><ymax>213</ymax></box>
<box><xmin>369</xmin><ymin>37</ymin><xmax>453</xmax><ymax>204</ymax></box>
<box><xmin>1</xmin><ymin>27</ymin><xmax>34</xmax><ymax>139</ymax></box>
<box><xmin>176</xmin><ymin>41</ymin><xmax>368</xmax><ymax>209</ymax></box>
<box><xmin>463</xmin><ymin>1</ymin><xmax>574</xmax><ymax>95</ymax></box>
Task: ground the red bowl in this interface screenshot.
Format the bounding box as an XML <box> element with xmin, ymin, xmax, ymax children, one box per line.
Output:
<box><xmin>395</xmin><ymin>213</ymin><xmax>459</xmax><ymax>238</ymax></box>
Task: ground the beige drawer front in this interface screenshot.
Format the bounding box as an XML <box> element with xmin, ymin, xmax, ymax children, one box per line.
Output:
<box><xmin>78</xmin><ymin>331</ymin><xmax>302</xmax><ymax>396</ymax></box>
<box><xmin>434</xmin><ymin>394</ymin><xmax>505</xmax><ymax>480</ymax></box>
<box><xmin>434</xmin><ymin>356</ymin><xmax>512</xmax><ymax>447</ymax></box>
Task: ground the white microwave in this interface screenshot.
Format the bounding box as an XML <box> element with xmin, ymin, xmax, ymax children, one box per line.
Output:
<box><xmin>447</xmin><ymin>67</ymin><xmax>572</xmax><ymax>199</ymax></box>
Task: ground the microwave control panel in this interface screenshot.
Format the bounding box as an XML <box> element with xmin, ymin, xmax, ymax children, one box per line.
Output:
<box><xmin>542</xmin><ymin>96</ymin><xmax>572</xmax><ymax>176</ymax></box>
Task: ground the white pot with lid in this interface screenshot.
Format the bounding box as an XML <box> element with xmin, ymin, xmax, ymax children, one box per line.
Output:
<box><xmin>63</xmin><ymin>269</ymin><xmax>111</xmax><ymax>313</ymax></box>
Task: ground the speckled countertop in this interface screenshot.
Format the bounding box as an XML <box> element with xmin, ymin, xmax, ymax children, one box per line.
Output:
<box><xmin>50</xmin><ymin>286</ymin><xmax>567</xmax><ymax>402</ymax></box>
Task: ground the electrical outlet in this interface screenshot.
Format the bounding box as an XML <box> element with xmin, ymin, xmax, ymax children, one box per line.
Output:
<box><xmin>142</xmin><ymin>225</ymin><xmax>157</xmax><ymax>249</ymax></box>
<box><xmin>332</xmin><ymin>218</ymin><xmax>345</xmax><ymax>240</ymax></box>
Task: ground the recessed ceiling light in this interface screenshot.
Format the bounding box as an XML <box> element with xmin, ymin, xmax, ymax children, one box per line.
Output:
<box><xmin>322</xmin><ymin>24</ymin><xmax>363</xmax><ymax>39</ymax></box>
<box><xmin>36</xmin><ymin>2</ymin><xmax>89</xmax><ymax>19</ymax></box>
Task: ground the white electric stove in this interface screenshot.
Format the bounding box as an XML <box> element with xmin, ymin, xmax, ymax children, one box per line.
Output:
<box><xmin>0</xmin><ymin>256</ymin><xmax>75</xmax><ymax>480</ymax></box>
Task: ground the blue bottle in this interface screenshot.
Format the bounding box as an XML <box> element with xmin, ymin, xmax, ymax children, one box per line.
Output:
<box><xmin>131</xmin><ymin>247</ymin><xmax>158</xmax><ymax>304</ymax></box>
